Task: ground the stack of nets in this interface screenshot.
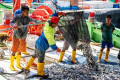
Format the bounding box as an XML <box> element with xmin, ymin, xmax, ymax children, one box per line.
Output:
<box><xmin>58</xmin><ymin>11</ymin><xmax>99</xmax><ymax>71</ymax></box>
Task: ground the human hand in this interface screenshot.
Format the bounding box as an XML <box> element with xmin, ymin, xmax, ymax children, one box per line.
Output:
<box><xmin>13</xmin><ymin>26</ymin><xmax>18</xmax><ymax>29</ymax></box>
<box><xmin>58</xmin><ymin>12</ymin><xmax>65</xmax><ymax>16</ymax></box>
<box><xmin>56</xmin><ymin>48</ymin><xmax>61</xmax><ymax>53</ymax></box>
<box><xmin>11</xmin><ymin>24</ymin><xmax>18</xmax><ymax>29</ymax></box>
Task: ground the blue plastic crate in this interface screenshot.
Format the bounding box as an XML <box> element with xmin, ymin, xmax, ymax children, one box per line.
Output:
<box><xmin>113</xmin><ymin>4</ymin><xmax>119</xmax><ymax>8</ymax></box>
<box><xmin>44</xmin><ymin>0</ymin><xmax>51</xmax><ymax>1</ymax></box>
<box><xmin>33</xmin><ymin>0</ymin><xmax>37</xmax><ymax>2</ymax></box>
<box><xmin>41</xmin><ymin>0</ymin><xmax>44</xmax><ymax>3</ymax></box>
<box><xmin>57</xmin><ymin>6</ymin><xmax>70</xmax><ymax>10</ymax></box>
<box><xmin>4</xmin><ymin>0</ymin><xmax>13</xmax><ymax>3</ymax></box>
<box><xmin>70</xmin><ymin>6</ymin><xmax>79</xmax><ymax>10</ymax></box>
<box><xmin>60</xmin><ymin>7</ymin><xmax>70</xmax><ymax>10</ymax></box>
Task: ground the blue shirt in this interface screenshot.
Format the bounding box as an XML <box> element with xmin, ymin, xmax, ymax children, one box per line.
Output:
<box><xmin>50</xmin><ymin>12</ymin><xmax>58</xmax><ymax>17</ymax></box>
<box><xmin>36</xmin><ymin>22</ymin><xmax>58</xmax><ymax>52</ymax></box>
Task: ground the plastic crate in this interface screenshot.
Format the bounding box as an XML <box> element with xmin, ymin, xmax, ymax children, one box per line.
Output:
<box><xmin>41</xmin><ymin>0</ymin><xmax>44</xmax><ymax>3</ymax></box>
<box><xmin>113</xmin><ymin>4</ymin><xmax>119</xmax><ymax>8</ymax></box>
<box><xmin>70</xmin><ymin>6</ymin><xmax>79</xmax><ymax>10</ymax></box>
<box><xmin>4</xmin><ymin>0</ymin><xmax>13</xmax><ymax>3</ymax></box>
<box><xmin>57</xmin><ymin>6</ymin><xmax>70</xmax><ymax>10</ymax></box>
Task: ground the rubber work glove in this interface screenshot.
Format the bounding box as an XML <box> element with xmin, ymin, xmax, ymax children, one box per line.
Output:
<box><xmin>56</xmin><ymin>48</ymin><xmax>61</xmax><ymax>53</ymax></box>
<box><xmin>58</xmin><ymin>30</ymin><xmax>61</xmax><ymax>34</ymax></box>
<box><xmin>11</xmin><ymin>24</ymin><xmax>18</xmax><ymax>29</ymax></box>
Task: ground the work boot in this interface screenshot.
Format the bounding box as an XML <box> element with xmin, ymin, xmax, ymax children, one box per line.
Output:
<box><xmin>97</xmin><ymin>51</ymin><xmax>103</xmax><ymax>63</ymax></box>
<box><xmin>104</xmin><ymin>50</ymin><xmax>109</xmax><ymax>63</ymax></box>
<box><xmin>22</xmin><ymin>52</ymin><xmax>30</xmax><ymax>55</ymax></box>
<box><xmin>16</xmin><ymin>54</ymin><xmax>23</xmax><ymax>69</ymax></box>
<box><xmin>25</xmin><ymin>57</ymin><xmax>35</xmax><ymax>71</ymax></box>
<box><xmin>10</xmin><ymin>55</ymin><xmax>15</xmax><ymax>71</ymax></box>
<box><xmin>58</xmin><ymin>51</ymin><xmax>65</xmax><ymax>62</ymax></box>
<box><xmin>22</xmin><ymin>43</ymin><xmax>30</xmax><ymax>55</ymax></box>
<box><xmin>37</xmin><ymin>62</ymin><xmax>48</xmax><ymax>78</ymax></box>
<box><xmin>72</xmin><ymin>51</ymin><xmax>77</xmax><ymax>64</ymax></box>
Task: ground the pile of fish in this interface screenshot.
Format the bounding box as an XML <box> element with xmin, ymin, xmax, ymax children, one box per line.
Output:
<box><xmin>45</xmin><ymin>62</ymin><xmax>120</xmax><ymax>80</ymax></box>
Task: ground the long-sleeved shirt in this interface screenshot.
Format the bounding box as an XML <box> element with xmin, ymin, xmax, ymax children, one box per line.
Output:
<box><xmin>36</xmin><ymin>22</ymin><xmax>58</xmax><ymax>52</ymax></box>
<box><xmin>10</xmin><ymin>14</ymin><xmax>41</xmax><ymax>39</ymax></box>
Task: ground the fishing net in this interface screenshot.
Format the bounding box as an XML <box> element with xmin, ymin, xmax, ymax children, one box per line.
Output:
<box><xmin>58</xmin><ymin>11</ymin><xmax>99</xmax><ymax>71</ymax></box>
<box><xmin>118</xmin><ymin>50</ymin><xmax>120</xmax><ymax>60</ymax></box>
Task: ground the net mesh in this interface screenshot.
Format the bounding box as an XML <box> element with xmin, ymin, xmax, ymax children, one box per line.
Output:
<box><xmin>118</xmin><ymin>50</ymin><xmax>120</xmax><ymax>60</ymax></box>
<box><xmin>0</xmin><ymin>36</ymin><xmax>8</xmax><ymax>43</ymax></box>
<box><xmin>58</xmin><ymin>12</ymin><xmax>90</xmax><ymax>48</ymax></box>
<box><xmin>58</xmin><ymin>11</ymin><xmax>99</xmax><ymax>71</ymax></box>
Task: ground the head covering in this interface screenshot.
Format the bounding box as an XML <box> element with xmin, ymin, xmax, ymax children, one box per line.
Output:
<box><xmin>50</xmin><ymin>17</ymin><xmax>59</xmax><ymax>23</ymax></box>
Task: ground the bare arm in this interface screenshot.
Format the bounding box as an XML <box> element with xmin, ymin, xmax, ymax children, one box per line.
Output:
<box><xmin>112</xmin><ymin>30</ymin><xmax>114</xmax><ymax>33</ymax></box>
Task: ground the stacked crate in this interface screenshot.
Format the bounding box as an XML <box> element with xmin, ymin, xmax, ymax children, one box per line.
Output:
<box><xmin>70</xmin><ymin>0</ymin><xmax>79</xmax><ymax>10</ymax></box>
<box><xmin>57</xmin><ymin>0</ymin><xmax>71</xmax><ymax>10</ymax></box>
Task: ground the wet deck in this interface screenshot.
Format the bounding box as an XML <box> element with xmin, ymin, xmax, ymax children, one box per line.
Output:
<box><xmin>0</xmin><ymin>34</ymin><xmax>120</xmax><ymax>80</ymax></box>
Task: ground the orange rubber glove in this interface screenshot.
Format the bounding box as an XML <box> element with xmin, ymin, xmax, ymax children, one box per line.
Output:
<box><xmin>13</xmin><ymin>26</ymin><xmax>18</xmax><ymax>29</ymax></box>
<box><xmin>58</xmin><ymin>12</ymin><xmax>65</xmax><ymax>16</ymax></box>
<box><xmin>57</xmin><ymin>48</ymin><xmax>61</xmax><ymax>53</ymax></box>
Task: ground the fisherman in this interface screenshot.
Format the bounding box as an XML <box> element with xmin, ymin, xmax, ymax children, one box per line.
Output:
<box><xmin>58</xmin><ymin>39</ymin><xmax>77</xmax><ymax>63</ymax></box>
<box><xmin>97</xmin><ymin>15</ymin><xmax>115</xmax><ymax>63</ymax></box>
<box><xmin>14</xmin><ymin>3</ymin><xmax>30</xmax><ymax>55</ymax></box>
<box><xmin>51</xmin><ymin>12</ymin><xmax>77</xmax><ymax>63</ymax></box>
<box><xmin>25</xmin><ymin>16</ymin><xmax>61</xmax><ymax>77</ymax></box>
<box><xmin>10</xmin><ymin>6</ymin><xmax>42</xmax><ymax>71</ymax></box>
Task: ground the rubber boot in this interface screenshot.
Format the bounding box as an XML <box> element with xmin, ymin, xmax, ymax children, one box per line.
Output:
<box><xmin>22</xmin><ymin>43</ymin><xmax>30</xmax><ymax>55</ymax></box>
<box><xmin>97</xmin><ymin>51</ymin><xmax>103</xmax><ymax>63</ymax></box>
<box><xmin>22</xmin><ymin>52</ymin><xmax>30</xmax><ymax>55</ymax></box>
<box><xmin>72</xmin><ymin>51</ymin><xmax>77</xmax><ymax>64</ymax></box>
<box><xmin>10</xmin><ymin>55</ymin><xmax>15</xmax><ymax>71</ymax></box>
<box><xmin>16</xmin><ymin>54</ymin><xmax>23</xmax><ymax>69</ymax></box>
<box><xmin>104</xmin><ymin>51</ymin><xmax>109</xmax><ymax>63</ymax></box>
<box><xmin>25</xmin><ymin>57</ymin><xmax>35</xmax><ymax>71</ymax></box>
<box><xmin>58</xmin><ymin>51</ymin><xmax>65</xmax><ymax>62</ymax></box>
<box><xmin>37</xmin><ymin>62</ymin><xmax>48</xmax><ymax>78</ymax></box>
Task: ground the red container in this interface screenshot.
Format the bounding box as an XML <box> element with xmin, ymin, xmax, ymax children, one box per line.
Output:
<box><xmin>89</xmin><ymin>12</ymin><xmax>95</xmax><ymax>17</ymax></box>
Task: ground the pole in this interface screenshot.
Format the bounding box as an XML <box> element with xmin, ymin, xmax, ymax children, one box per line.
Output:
<box><xmin>0</xmin><ymin>22</ymin><xmax>44</xmax><ymax>32</ymax></box>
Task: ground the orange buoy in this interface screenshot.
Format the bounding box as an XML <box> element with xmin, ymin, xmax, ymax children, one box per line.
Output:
<box><xmin>32</xmin><ymin>5</ymin><xmax>53</xmax><ymax>21</ymax></box>
<box><xmin>28</xmin><ymin>5</ymin><xmax>53</xmax><ymax>36</ymax></box>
